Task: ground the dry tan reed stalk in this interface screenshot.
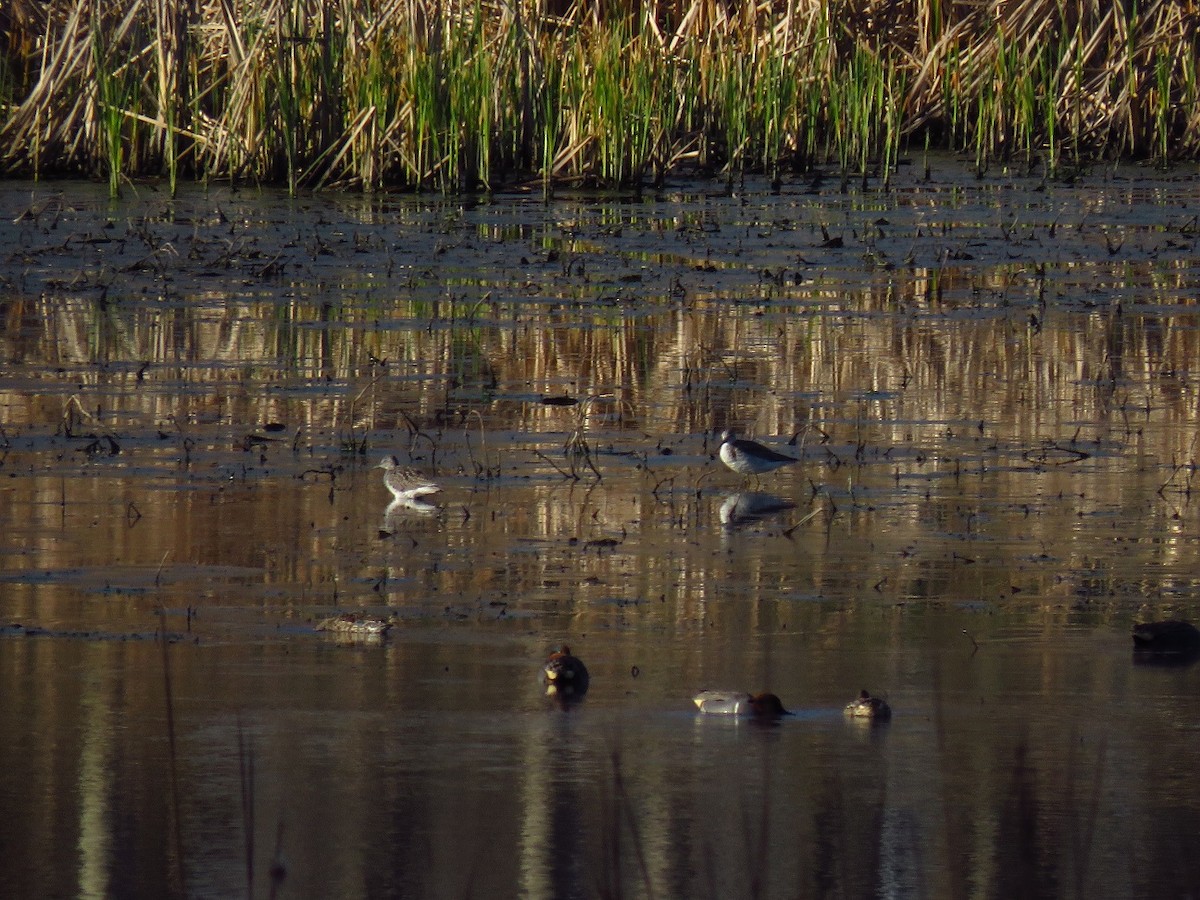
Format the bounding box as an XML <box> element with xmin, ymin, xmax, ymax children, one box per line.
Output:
<box><xmin>1</xmin><ymin>0</ymin><xmax>1198</xmax><ymax>187</ymax></box>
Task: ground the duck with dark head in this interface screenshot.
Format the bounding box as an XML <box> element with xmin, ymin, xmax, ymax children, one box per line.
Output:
<box><xmin>1132</xmin><ymin>619</ymin><xmax>1200</xmax><ymax>666</ymax></box>
<box><xmin>543</xmin><ymin>645</ymin><xmax>589</xmax><ymax>700</ymax></box>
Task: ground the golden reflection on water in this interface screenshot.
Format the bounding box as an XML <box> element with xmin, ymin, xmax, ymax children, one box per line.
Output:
<box><xmin>76</xmin><ymin>651</ymin><xmax>115</xmax><ymax>900</ymax></box>
<box><xmin>3</xmin><ymin>167</ymin><xmax>1200</xmax><ymax>896</ymax></box>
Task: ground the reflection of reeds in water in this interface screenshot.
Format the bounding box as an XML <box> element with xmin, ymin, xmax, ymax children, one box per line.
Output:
<box><xmin>7</xmin><ymin>178</ymin><xmax>1200</xmax><ymax>624</ymax></box>
<box><xmin>13</xmin><ymin>261</ymin><xmax>1200</xmax><ymax>466</ymax></box>
<box><xmin>3</xmin><ymin>0</ymin><xmax>1199</xmax><ymax>191</ymax></box>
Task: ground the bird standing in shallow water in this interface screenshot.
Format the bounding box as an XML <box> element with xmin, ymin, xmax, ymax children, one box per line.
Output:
<box><xmin>718</xmin><ymin>430</ymin><xmax>798</xmax><ymax>479</ymax></box>
<box><xmin>377</xmin><ymin>455</ymin><xmax>441</xmax><ymax>502</ymax></box>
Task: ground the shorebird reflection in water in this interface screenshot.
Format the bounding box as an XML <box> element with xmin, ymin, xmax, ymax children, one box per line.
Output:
<box><xmin>718</xmin><ymin>430</ymin><xmax>798</xmax><ymax>480</ymax></box>
<box><xmin>377</xmin><ymin>455</ymin><xmax>441</xmax><ymax>502</ymax></box>
<box><xmin>719</xmin><ymin>491</ymin><xmax>795</xmax><ymax>527</ymax></box>
<box><xmin>382</xmin><ymin>496</ymin><xmax>439</xmax><ymax>534</ymax></box>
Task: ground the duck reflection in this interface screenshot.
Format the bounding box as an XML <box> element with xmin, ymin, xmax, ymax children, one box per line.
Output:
<box><xmin>520</xmin><ymin>689</ymin><xmax>589</xmax><ymax>897</ymax></box>
<box><xmin>718</xmin><ymin>491</ymin><xmax>795</xmax><ymax>528</ymax></box>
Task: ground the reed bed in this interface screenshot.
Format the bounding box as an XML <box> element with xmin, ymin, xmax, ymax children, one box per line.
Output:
<box><xmin>1</xmin><ymin>0</ymin><xmax>1198</xmax><ymax>194</ymax></box>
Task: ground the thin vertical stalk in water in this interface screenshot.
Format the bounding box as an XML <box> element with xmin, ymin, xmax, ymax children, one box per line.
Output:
<box><xmin>599</xmin><ymin>748</ymin><xmax>656</xmax><ymax>899</ymax></box>
<box><xmin>238</xmin><ymin>716</ymin><xmax>256</xmax><ymax>899</ymax></box>
<box><xmin>158</xmin><ymin>608</ymin><xmax>188</xmax><ymax>897</ymax></box>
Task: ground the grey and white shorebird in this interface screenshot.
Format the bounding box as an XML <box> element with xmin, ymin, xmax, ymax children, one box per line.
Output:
<box><xmin>718</xmin><ymin>429</ymin><xmax>798</xmax><ymax>478</ymax></box>
<box><xmin>376</xmin><ymin>455</ymin><xmax>441</xmax><ymax>502</ymax></box>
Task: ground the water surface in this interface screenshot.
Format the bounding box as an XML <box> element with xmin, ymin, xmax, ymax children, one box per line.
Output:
<box><xmin>2</xmin><ymin>159</ymin><xmax>1200</xmax><ymax>898</ymax></box>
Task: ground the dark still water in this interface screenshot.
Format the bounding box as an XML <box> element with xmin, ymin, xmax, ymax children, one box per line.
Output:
<box><xmin>4</xmin><ymin>616</ymin><xmax>1198</xmax><ymax>898</ymax></box>
<box><xmin>3</xmin><ymin>159</ymin><xmax>1200</xmax><ymax>898</ymax></box>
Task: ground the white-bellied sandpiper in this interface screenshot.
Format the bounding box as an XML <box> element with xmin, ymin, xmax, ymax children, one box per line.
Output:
<box><xmin>718</xmin><ymin>430</ymin><xmax>798</xmax><ymax>478</ymax></box>
<box><xmin>377</xmin><ymin>455</ymin><xmax>441</xmax><ymax>502</ymax></box>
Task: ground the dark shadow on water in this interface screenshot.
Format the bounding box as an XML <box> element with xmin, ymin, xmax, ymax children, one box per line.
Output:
<box><xmin>993</xmin><ymin>740</ymin><xmax>1060</xmax><ymax>900</ymax></box>
<box><xmin>1131</xmin><ymin>647</ymin><xmax>1200</xmax><ymax>668</ymax></box>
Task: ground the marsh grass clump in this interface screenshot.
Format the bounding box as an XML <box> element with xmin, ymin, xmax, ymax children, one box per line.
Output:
<box><xmin>2</xmin><ymin>0</ymin><xmax>1198</xmax><ymax>192</ymax></box>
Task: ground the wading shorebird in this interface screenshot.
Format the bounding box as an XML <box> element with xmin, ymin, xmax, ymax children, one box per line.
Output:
<box><xmin>377</xmin><ymin>455</ymin><xmax>441</xmax><ymax>502</ymax></box>
<box><xmin>843</xmin><ymin>689</ymin><xmax>892</xmax><ymax>720</ymax></box>
<box><xmin>718</xmin><ymin>430</ymin><xmax>798</xmax><ymax>479</ymax></box>
<box><xmin>692</xmin><ymin>690</ymin><xmax>791</xmax><ymax>718</ymax></box>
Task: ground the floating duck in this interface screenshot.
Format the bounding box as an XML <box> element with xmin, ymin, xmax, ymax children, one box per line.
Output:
<box><xmin>1132</xmin><ymin>620</ymin><xmax>1200</xmax><ymax>653</ymax></box>
<box><xmin>314</xmin><ymin>613</ymin><xmax>393</xmax><ymax>638</ymax></box>
<box><xmin>543</xmin><ymin>645</ymin><xmax>589</xmax><ymax>696</ymax></box>
<box><xmin>843</xmin><ymin>689</ymin><xmax>891</xmax><ymax>720</ymax></box>
<box><xmin>692</xmin><ymin>690</ymin><xmax>790</xmax><ymax>717</ymax></box>
<box><xmin>718</xmin><ymin>430</ymin><xmax>798</xmax><ymax>479</ymax></box>
<box><xmin>377</xmin><ymin>455</ymin><xmax>441</xmax><ymax>502</ymax></box>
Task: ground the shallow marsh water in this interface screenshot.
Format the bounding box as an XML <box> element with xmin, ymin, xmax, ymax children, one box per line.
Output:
<box><xmin>2</xmin><ymin>158</ymin><xmax>1200</xmax><ymax>898</ymax></box>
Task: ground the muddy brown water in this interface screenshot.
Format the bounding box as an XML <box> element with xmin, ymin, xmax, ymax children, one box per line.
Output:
<box><xmin>3</xmin><ymin>158</ymin><xmax>1200</xmax><ymax>898</ymax></box>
